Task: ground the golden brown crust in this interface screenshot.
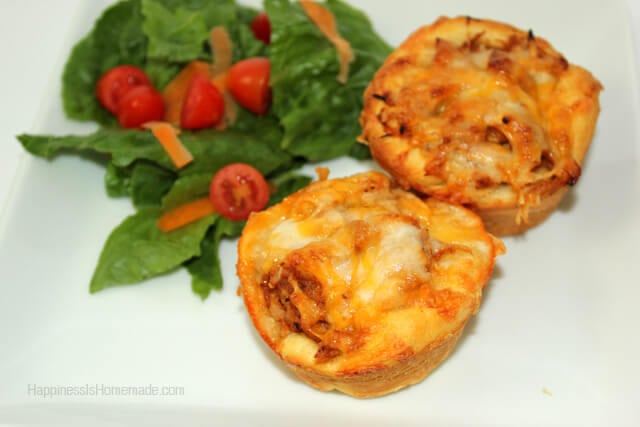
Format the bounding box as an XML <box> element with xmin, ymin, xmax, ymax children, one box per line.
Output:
<box><xmin>285</xmin><ymin>323</ymin><xmax>464</xmax><ymax>398</ymax></box>
<box><xmin>238</xmin><ymin>171</ymin><xmax>504</xmax><ymax>397</ymax></box>
<box><xmin>359</xmin><ymin>16</ymin><xmax>602</xmax><ymax>235</ymax></box>
<box><xmin>477</xmin><ymin>186</ymin><xmax>569</xmax><ymax>236</ymax></box>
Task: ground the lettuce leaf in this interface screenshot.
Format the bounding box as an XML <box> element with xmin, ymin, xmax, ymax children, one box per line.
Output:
<box><xmin>17</xmin><ymin>127</ymin><xmax>292</xmax><ymax>177</ymax></box>
<box><xmin>265</xmin><ymin>0</ymin><xmax>391</xmax><ymax>161</ymax></box>
<box><xmin>90</xmin><ymin>207</ymin><xmax>215</xmax><ymax>293</ymax></box>
<box><xmin>105</xmin><ymin>161</ymin><xmax>134</xmax><ymax>197</ymax></box>
<box><xmin>62</xmin><ymin>0</ymin><xmax>147</xmax><ymax>125</ymax></box>
<box><xmin>142</xmin><ymin>0</ymin><xmax>210</xmax><ymax>62</ymax></box>
<box><xmin>186</xmin><ymin>217</ymin><xmax>239</xmax><ymax>300</ymax></box>
<box><xmin>129</xmin><ymin>161</ymin><xmax>177</xmax><ymax>207</ymax></box>
<box><xmin>161</xmin><ymin>172</ymin><xmax>212</xmax><ymax>209</ymax></box>
<box><xmin>152</xmin><ymin>0</ymin><xmax>237</xmax><ymax>29</ymax></box>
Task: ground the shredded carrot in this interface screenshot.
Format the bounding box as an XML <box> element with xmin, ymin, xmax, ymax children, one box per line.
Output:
<box><xmin>300</xmin><ymin>0</ymin><xmax>354</xmax><ymax>84</ymax></box>
<box><xmin>210</xmin><ymin>27</ymin><xmax>233</xmax><ymax>75</ymax></box>
<box><xmin>211</xmin><ymin>73</ymin><xmax>227</xmax><ymax>93</ymax></box>
<box><xmin>143</xmin><ymin>121</ymin><xmax>193</xmax><ymax>169</ymax></box>
<box><xmin>211</xmin><ymin>74</ymin><xmax>238</xmax><ymax>130</ymax></box>
<box><xmin>157</xmin><ymin>196</ymin><xmax>215</xmax><ymax>232</ymax></box>
<box><xmin>162</xmin><ymin>61</ymin><xmax>211</xmax><ymax>125</ymax></box>
<box><xmin>209</xmin><ymin>26</ymin><xmax>238</xmax><ymax>129</ymax></box>
<box><xmin>315</xmin><ymin>166</ymin><xmax>330</xmax><ymax>181</ymax></box>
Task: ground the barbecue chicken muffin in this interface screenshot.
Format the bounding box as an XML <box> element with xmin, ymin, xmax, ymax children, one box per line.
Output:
<box><xmin>237</xmin><ymin>171</ymin><xmax>504</xmax><ymax>398</ymax></box>
<box><xmin>359</xmin><ymin>16</ymin><xmax>603</xmax><ymax>235</ymax></box>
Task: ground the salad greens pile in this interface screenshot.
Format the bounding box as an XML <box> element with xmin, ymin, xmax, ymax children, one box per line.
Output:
<box><xmin>17</xmin><ymin>0</ymin><xmax>391</xmax><ymax>300</ymax></box>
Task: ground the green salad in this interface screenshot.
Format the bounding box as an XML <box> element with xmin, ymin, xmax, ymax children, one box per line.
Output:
<box><xmin>17</xmin><ymin>0</ymin><xmax>391</xmax><ymax>300</ymax></box>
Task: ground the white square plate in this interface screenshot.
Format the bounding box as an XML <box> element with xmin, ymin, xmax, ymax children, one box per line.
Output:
<box><xmin>1</xmin><ymin>0</ymin><xmax>639</xmax><ymax>425</ymax></box>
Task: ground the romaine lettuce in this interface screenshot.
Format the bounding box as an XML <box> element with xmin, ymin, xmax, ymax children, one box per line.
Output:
<box><xmin>266</xmin><ymin>0</ymin><xmax>391</xmax><ymax>161</ymax></box>
<box><xmin>90</xmin><ymin>207</ymin><xmax>215</xmax><ymax>293</ymax></box>
<box><xmin>18</xmin><ymin>0</ymin><xmax>391</xmax><ymax>299</ymax></box>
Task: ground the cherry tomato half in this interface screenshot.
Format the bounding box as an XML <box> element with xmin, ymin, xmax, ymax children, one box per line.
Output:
<box><xmin>250</xmin><ymin>13</ymin><xmax>271</xmax><ymax>44</ymax></box>
<box><xmin>96</xmin><ymin>65</ymin><xmax>153</xmax><ymax>114</ymax></box>
<box><xmin>227</xmin><ymin>57</ymin><xmax>272</xmax><ymax>116</ymax></box>
<box><xmin>116</xmin><ymin>85</ymin><xmax>165</xmax><ymax>129</ymax></box>
<box><xmin>209</xmin><ymin>163</ymin><xmax>270</xmax><ymax>221</ymax></box>
<box><xmin>180</xmin><ymin>76</ymin><xmax>225</xmax><ymax>130</ymax></box>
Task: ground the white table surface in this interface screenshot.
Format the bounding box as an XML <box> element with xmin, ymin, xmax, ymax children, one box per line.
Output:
<box><xmin>1</xmin><ymin>0</ymin><xmax>639</xmax><ymax>211</ymax></box>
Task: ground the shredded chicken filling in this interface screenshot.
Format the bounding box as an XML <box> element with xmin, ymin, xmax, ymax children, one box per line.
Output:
<box><xmin>260</xmin><ymin>215</ymin><xmax>469</xmax><ymax>363</ymax></box>
<box><xmin>362</xmin><ymin>20</ymin><xmax>600</xmax><ymax>222</ymax></box>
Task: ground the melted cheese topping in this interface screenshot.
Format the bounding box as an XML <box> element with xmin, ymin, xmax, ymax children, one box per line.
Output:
<box><xmin>359</xmin><ymin>16</ymin><xmax>602</xmax><ymax>221</ymax></box>
<box><xmin>238</xmin><ymin>171</ymin><xmax>503</xmax><ymax>374</ymax></box>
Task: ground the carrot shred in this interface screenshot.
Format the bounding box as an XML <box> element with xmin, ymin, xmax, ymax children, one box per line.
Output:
<box><xmin>210</xmin><ymin>27</ymin><xmax>233</xmax><ymax>75</ymax></box>
<box><xmin>315</xmin><ymin>166</ymin><xmax>330</xmax><ymax>181</ymax></box>
<box><xmin>162</xmin><ymin>61</ymin><xmax>211</xmax><ymax>125</ymax></box>
<box><xmin>143</xmin><ymin>121</ymin><xmax>193</xmax><ymax>169</ymax></box>
<box><xmin>211</xmin><ymin>73</ymin><xmax>238</xmax><ymax>130</ymax></box>
<box><xmin>157</xmin><ymin>196</ymin><xmax>215</xmax><ymax>232</ymax></box>
<box><xmin>300</xmin><ymin>0</ymin><xmax>354</xmax><ymax>84</ymax></box>
<box><xmin>209</xmin><ymin>26</ymin><xmax>238</xmax><ymax>129</ymax></box>
<box><xmin>211</xmin><ymin>73</ymin><xmax>227</xmax><ymax>93</ymax></box>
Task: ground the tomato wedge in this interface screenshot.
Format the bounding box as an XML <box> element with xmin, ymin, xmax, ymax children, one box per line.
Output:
<box><xmin>209</xmin><ymin>163</ymin><xmax>270</xmax><ymax>221</ymax></box>
<box><xmin>250</xmin><ymin>13</ymin><xmax>271</xmax><ymax>44</ymax></box>
<box><xmin>180</xmin><ymin>76</ymin><xmax>225</xmax><ymax>130</ymax></box>
<box><xmin>116</xmin><ymin>85</ymin><xmax>165</xmax><ymax>129</ymax></box>
<box><xmin>227</xmin><ymin>57</ymin><xmax>272</xmax><ymax>115</ymax></box>
<box><xmin>96</xmin><ymin>65</ymin><xmax>153</xmax><ymax>114</ymax></box>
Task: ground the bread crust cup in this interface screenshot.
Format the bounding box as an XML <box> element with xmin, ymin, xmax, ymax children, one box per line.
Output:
<box><xmin>358</xmin><ymin>16</ymin><xmax>603</xmax><ymax>236</ymax></box>
<box><xmin>237</xmin><ymin>171</ymin><xmax>504</xmax><ymax>398</ymax></box>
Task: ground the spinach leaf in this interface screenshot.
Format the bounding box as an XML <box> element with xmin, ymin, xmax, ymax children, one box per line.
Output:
<box><xmin>90</xmin><ymin>207</ymin><xmax>214</xmax><ymax>293</ymax></box>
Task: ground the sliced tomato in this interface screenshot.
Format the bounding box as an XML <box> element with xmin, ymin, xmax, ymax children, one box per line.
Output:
<box><xmin>96</xmin><ymin>65</ymin><xmax>153</xmax><ymax>114</ymax></box>
<box><xmin>116</xmin><ymin>85</ymin><xmax>165</xmax><ymax>129</ymax></box>
<box><xmin>227</xmin><ymin>57</ymin><xmax>272</xmax><ymax>115</ymax></box>
<box><xmin>250</xmin><ymin>13</ymin><xmax>271</xmax><ymax>44</ymax></box>
<box><xmin>180</xmin><ymin>76</ymin><xmax>225</xmax><ymax>130</ymax></box>
<box><xmin>209</xmin><ymin>163</ymin><xmax>270</xmax><ymax>221</ymax></box>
